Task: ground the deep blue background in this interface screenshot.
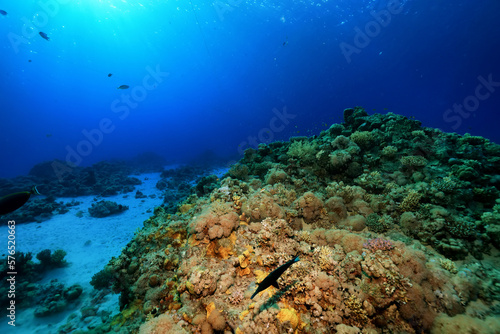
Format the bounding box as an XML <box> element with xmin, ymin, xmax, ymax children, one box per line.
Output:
<box><xmin>1</xmin><ymin>0</ymin><xmax>499</xmax><ymax>177</ymax></box>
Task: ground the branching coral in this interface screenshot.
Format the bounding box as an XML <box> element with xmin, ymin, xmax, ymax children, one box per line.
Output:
<box><xmin>399</xmin><ymin>190</ymin><xmax>422</xmax><ymax>212</ymax></box>
<box><xmin>401</xmin><ymin>155</ymin><xmax>428</xmax><ymax>168</ymax></box>
<box><xmin>313</xmin><ymin>245</ymin><xmax>337</xmax><ymax>270</ymax></box>
<box><xmin>365</xmin><ymin>213</ymin><xmax>393</xmax><ymax>233</ymax></box>
<box><xmin>344</xmin><ymin>295</ymin><xmax>367</xmax><ymax>326</ymax></box>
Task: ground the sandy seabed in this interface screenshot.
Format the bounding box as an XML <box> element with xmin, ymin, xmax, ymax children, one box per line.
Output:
<box><xmin>0</xmin><ymin>172</ymin><xmax>164</xmax><ymax>334</ymax></box>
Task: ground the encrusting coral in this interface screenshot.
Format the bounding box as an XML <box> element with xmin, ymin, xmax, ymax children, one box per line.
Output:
<box><xmin>72</xmin><ymin>107</ymin><xmax>500</xmax><ymax>334</ymax></box>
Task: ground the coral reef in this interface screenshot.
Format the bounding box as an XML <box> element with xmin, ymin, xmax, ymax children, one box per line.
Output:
<box><xmin>0</xmin><ymin>249</ymin><xmax>71</xmax><ymax>315</ymax></box>
<box><xmin>88</xmin><ymin>200</ymin><xmax>129</xmax><ymax>218</ymax></box>
<box><xmin>34</xmin><ymin>280</ymin><xmax>83</xmax><ymax>317</ymax></box>
<box><xmin>36</xmin><ymin>248</ymin><xmax>68</xmax><ymax>269</ymax></box>
<box><xmin>0</xmin><ymin>158</ymin><xmax>148</xmax><ymax>224</ymax></box>
<box><xmin>71</xmin><ymin>108</ymin><xmax>500</xmax><ymax>333</ymax></box>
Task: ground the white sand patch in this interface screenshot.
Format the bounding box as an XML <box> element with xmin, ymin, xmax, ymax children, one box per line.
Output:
<box><xmin>0</xmin><ymin>172</ymin><xmax>164</xmax><ymax>334</ymax></box>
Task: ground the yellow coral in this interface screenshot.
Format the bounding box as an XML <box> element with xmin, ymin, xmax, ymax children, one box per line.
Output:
<box><xmin>314</xmin><ymin>245</ymin><xmax>335</xmax><ymax>270</ymax></box>
<box><xmin>206</xmin><ymin>302</ymin><xmax>215</xmax><ymax>319</ymax></box>
<box><xmin>254</xmin><ymin>269</ymin><xmax>268</xmax><ymax>283</ymax></box>
<box><xmin>239</xmin><ymin>310</ymin><xmax>250</xmax><ymax>320</ymax></box>
<box><xmin>238</xmin><ymin>255</ymin><xmax>249</xmax><ymax>268</ymax></box>
<box><xmin>439</xmin><ymin>258</ymin><xmax>458</xmax><ymax>274</ymax></box>
<box><xmin>345</xmin><ymin>295</ymin><xmax>367</xmax><ymax>325</ymax></box>
<box><xmin>178</xmin><ymin>204</ymin><xmax>193</xmax><ymax>214</ymax></box>
<box><xmin>239</xmin><ymin>267</ymin><xmax>251</xmax><ymax>276</ymax></box>
<box><xmin>277</xmin><ymin>308</ymin><xmax>299</xmax><ymax>329</ymax></box>
<box><xmin>186</xmin><ymin>281</ymin><xmax>195</xmax><ymax>295</ymax></box>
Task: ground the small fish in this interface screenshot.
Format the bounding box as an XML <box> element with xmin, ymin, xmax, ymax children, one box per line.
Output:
<box><xmin>39</xmin><ymin>31</ymin><xmax>50</xmax><ymax>41</ymax></box>
<box><xmin>28</xmin><ymin>59</ymin><xmax>32</xmax><ymax>62</ymax></box>
<box><xmin>251</xmin><ymin>255</ymin><xmax>299</xmax><ymax>299</ymax></box>
<box><xmin>0</xmin><ymin>186</ymin><xmax>40</xmax><ymax>216</ymax></box>
<box><xmin>0</xmin><ymin>10</ymin><xmax>7</xmax><ymax>16</ymax></box>
<box><xmin>108</xmin><ymin>73</ymin><xmax>112</xmax><ymax>77</ymax></box>
<box><xmin>117</xmin><ymin>85</ymin><xmax>129</xmax><ymax>89</ymax></box>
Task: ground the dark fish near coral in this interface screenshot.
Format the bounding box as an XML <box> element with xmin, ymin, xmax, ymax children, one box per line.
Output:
<box><xmin>0</xmin><ymin>186</ymin><xmax>40</xmax><ymax>216</ymax></box>
<box><xmin>0</xmin><ymin>10</ymin><xmax>7</xmax><ymax>16</ymax></box>
<box><xmin>251</xmin><ymin>255</ymin><xmax>299</xmax><ymax>299</ymax></box>
<box><xmin>117</xmin><ymin>85</ymin><xmax>129</xmax><ymax>89</ymax></box>
<box><xmin>39</xmin><ymin>31</ymin><xmax>50</xmax><ymax>41</ymax></box>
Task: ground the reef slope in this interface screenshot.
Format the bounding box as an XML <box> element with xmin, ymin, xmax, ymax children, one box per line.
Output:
<box><xmin>79</xmin><ymin>108</ymin><xmax>500</xmax><ymax>334</ymax></box>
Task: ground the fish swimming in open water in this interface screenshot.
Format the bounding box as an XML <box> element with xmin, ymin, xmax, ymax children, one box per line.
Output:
<box><xmin>0</xmin><ymin>10</ymin><xmax>7</xmax><ymax>16</ymax></box>
<box><xmin>39</xmin><ymin>32</ymin><xmax>50</xmax><ymax>41</ymax></box>
<box><xmin>251</xmin><ymin>255</ymin><xmax>299</xmax><ymax>299</ymax></box>
<box><xmin>0</xmin><ymin>186</ymin><xmax>40</xmax><ymax>216</ymax></box>
<box><xmin>117</xmin><ymin>85</ymin><xmax>129</xmax><ymax>89</ymax></box>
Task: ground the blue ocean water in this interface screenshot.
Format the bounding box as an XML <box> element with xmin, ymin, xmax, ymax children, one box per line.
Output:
<box><xmin>1</xmin><ymin>0</ymin><xmax>499</xmax><ymax>178</ymax></box>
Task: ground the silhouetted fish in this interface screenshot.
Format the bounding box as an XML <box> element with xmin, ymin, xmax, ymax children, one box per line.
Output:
<box><xmin>39</xmin><ymin>31</ymin><xmax>50</xmax><ymax>41</ymax></box>
<box><xmin>251</xmin><ymin>255</ymin><xmax>299</xmax><ymax>299</ymax></box>
<box><xmin>108</xmin><ymin>73</ymin><xmax>112</xmax><ymax>77</ymax></box>
<box><xmin>0</xmin><ymin>10</ymin><xmax>7</xmax><ymax>16</ymax></box>
<box><xmin>0</xmin><ymin>186</ymin><xmax>40</xmax><ymax>216</ymax></box>
<box><xmin>117</xmin><ymin>85</ymin><xmax>129</xmax><ymax>89</ymax></box>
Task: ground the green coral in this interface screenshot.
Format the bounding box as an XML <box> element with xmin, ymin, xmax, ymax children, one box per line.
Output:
<box><xmin>381</xmin><ymin>145</ymin><xmax>398</xmax><ymax>158</ymax></box>
<box><xmin>228</xmin><ymin>163</ymin><xmax>249</xmax><ymax>180</ymax></box>
<box><xmin>350</xmin><ymin>131</ymin><xmax>374</xmax><ymax>149</ymax></box>
<box><xmin>355</xmin><ymin>171</ymin><xmax>385</xmax><ymax>193</ymax></box>
<box><xmin>36</xmin><ymin>249</ymin><xmax>68</xmax><ymax>269</ymax></box>
<box><xmin>287</xmin><ymin>140</ymin><xmax>318</xmax><ymax>163</ymax></box>
<box><xmin>399</xmin><ymin>190</ymin><xmax>422</xmax><ymax>212</ymax></box>
<box><xmin>90</xmin><ymin>267</ymin><xmax>115</xmax><ymax>290</ymax></box>
<box><xmin>433</xmin><ymin>176</ymin><xmax>458</xmax><ymax>193</ymax></box>
<box><xmin>459</xmin><ymin>133</ymin><xmax>488</xmax><ymax>146</ymax></box>
<box><xmin>446</xmin><ymin>219</ymin><xmax>477</xmax><ymax>239</ymax></box>
<box><xmin>400</xmin><ymin>155</ymin><xmax>428</xmax><ymax>168</ymax></box>
<box><xmin>365</xmin><ymin>213</ymin><xmax>393</xmax><ymax>233</ymax></box>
